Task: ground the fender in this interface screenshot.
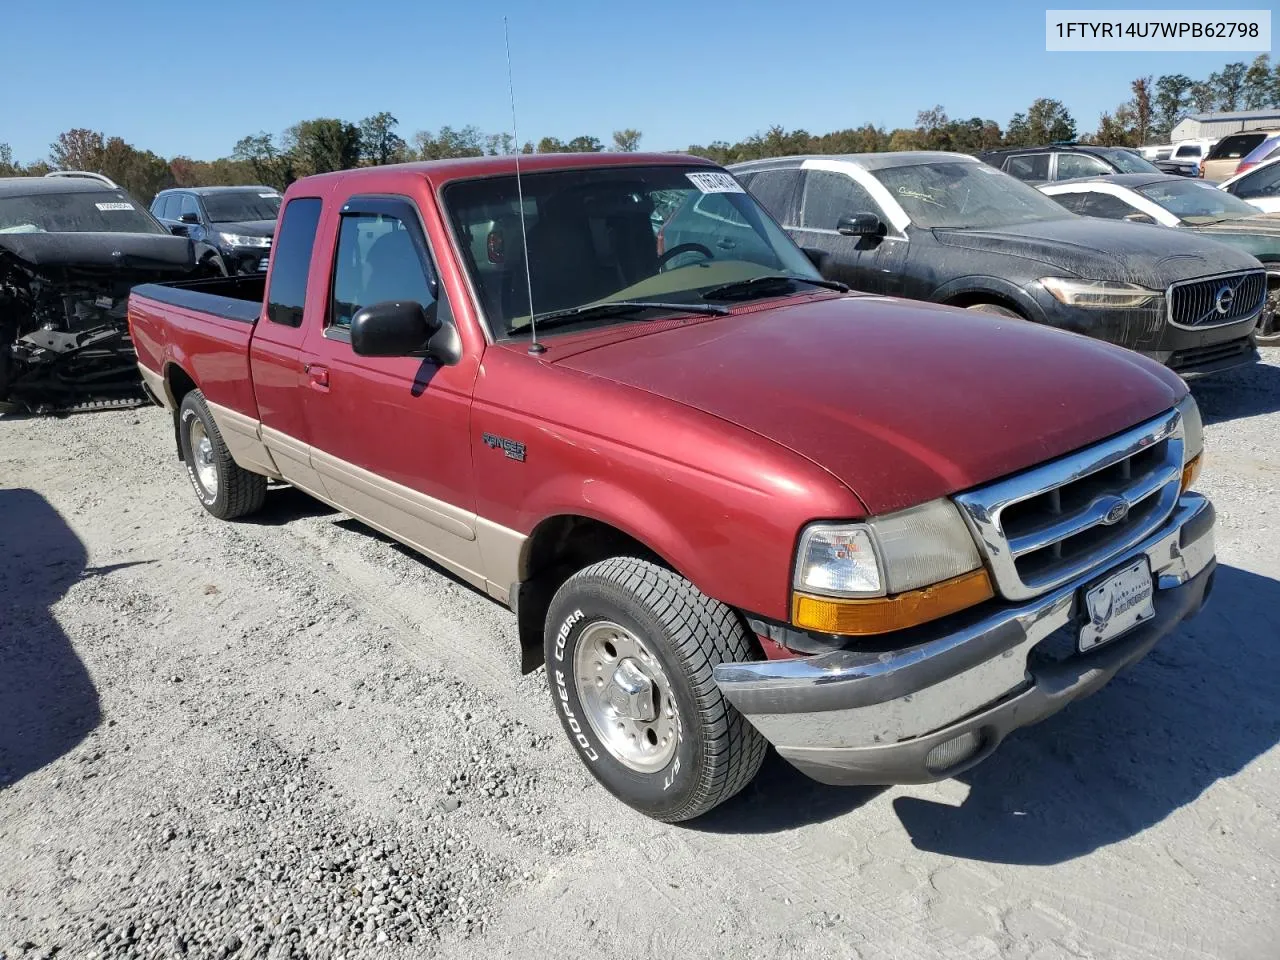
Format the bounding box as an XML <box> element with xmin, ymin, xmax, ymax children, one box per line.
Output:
<box><xmin>930</xmin><ymin>275</ymin><xmax>1048</xmax><ymax>323</ymax></box>
<box><xmin>516</xmin><ymin>474</ymin><xmax>710</xmax><ymax>596</ymax></box>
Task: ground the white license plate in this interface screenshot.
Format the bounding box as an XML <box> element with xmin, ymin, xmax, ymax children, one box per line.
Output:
<box><xmin>1079</xmin><ymin>557</ymin><xmax>1155</xmax><ymax>652</ymax></box>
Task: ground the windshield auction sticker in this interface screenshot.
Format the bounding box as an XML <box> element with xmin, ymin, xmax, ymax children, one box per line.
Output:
<box><xmin>94</xmin><ymin>202</ymin><xmax>135</xmax><ymax>211</ymax></box>
<box><xmin>686</xmin><ymin>172</ymin><xmax>745</xmax><ymax>194</ymax></box>
<box><xmin>1046</xmin><ymin>9</ymin><xmax>1270</xmax><ymax>50</ymax></box>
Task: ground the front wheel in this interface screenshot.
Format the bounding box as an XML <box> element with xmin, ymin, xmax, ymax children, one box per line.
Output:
<box><xmin>544</xmin><ymin>557</ymin><xmax>766</xmax><ymax>822</ymax></box>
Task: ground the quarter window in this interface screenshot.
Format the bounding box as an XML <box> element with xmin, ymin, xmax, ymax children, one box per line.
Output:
<box><xmin>799</xmin><ymin>170</ymin><xmax>882</xmax><ymax>231</ymax></box>
<box><xmin>266</xmin><ymin>198</ymin><xmax>323</xmax><ymax>327</ymax></box>
<box><xmin>330</xmin><ymin>212</ymin><xmax>435</xmax><ymax>329</ymax></box>
<box><xmin>747</xmin><ymin>169</ymin><xmax>802</xmax><ymax>225</ymax></box>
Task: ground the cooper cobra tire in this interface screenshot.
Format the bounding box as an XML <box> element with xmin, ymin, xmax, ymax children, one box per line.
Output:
<box><xmin>965</xmin><ymin>302</ymin><xmax>1022</xmax><ymax>318</ymax></box>
<box><xmin>544</xmin><ymin>557</ymin><xmax>767</xmax><ymax>822</ymax></box>
<box><xmin>177</xmin><ymin>389</ymin><xmax>266</xmax><ymax>521</ymax></box>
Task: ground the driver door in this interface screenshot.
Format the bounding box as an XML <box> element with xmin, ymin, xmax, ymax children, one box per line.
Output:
<box><xmin>789</xmin><ymin>169</ymin><xmax>905</xmax><ymax>294</ymax></box>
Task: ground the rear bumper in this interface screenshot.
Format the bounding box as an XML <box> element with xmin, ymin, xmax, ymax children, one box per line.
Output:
<box><xmin>714</xmin><ymin>493</ymin><xmax>1215</xmax><ymax>786</ymax></box>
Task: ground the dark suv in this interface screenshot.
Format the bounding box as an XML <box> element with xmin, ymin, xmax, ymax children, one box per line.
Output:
<box><xmin>151</xmin><ymin>186</ymin><xmax>281</xmax><ymax>274</ymax></box>
<box><xmin>980</xmin><ymin>144</ymin><xmax>1163</xmax><ymax>184</ymax></box>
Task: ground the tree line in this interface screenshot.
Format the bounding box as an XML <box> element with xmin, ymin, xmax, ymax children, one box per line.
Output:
<box><xmin>2</xmin><ymin>54</ymin><xmax>1279</xmax><ymax>203</ymax></box>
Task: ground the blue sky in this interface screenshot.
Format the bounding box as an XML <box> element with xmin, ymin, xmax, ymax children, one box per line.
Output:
<box><xmin>0</xmin><ymin>0</ymin><xmax>1270</xmax><ymax>163</ymax></box>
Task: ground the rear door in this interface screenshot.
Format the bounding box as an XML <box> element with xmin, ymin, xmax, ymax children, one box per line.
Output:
<box><xmin>250</xmin><ymin>194</ymin><xmax>328</xmax><ymax>494</ymax></box>
<box><xmin>297</xmin><ymin>194</ymin><xmax>485</xmax><ymax>582</ymax></box>
<box><xmin>787</xmin><ymin>168</ymin><xmax>905</xmax><ymax>294</ymax></box>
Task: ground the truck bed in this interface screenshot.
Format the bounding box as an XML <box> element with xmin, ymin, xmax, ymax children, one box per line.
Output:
<box><xmin>130</xmin><ymin>274</ymin><xmax>266</xmax><ymax>324</ymax></box>
<box><xmin>128</xmin><ymin>274</ymin><xmax>264</xmax><ymax>417</ymax></box>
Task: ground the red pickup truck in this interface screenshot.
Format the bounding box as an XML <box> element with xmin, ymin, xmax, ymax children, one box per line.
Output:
<box><xmin>129</xmin><ymin>153</ymin><xmax>1216</xmax><ymax>822</ymax></box>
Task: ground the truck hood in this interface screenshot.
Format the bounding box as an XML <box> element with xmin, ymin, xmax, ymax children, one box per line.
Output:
<box><xmin>1189</xmin><ymin>213</ymin><xmax>1280</xmax><ymax>259</ymax></box>
<box><xmin>0</xmin><ymin>231</ymin><xmax>203</xmax><ymax>272</ymax></box>
<box><xmin>932</xmin><ymin>217</ymin><xmax>1260</xmax><ymax>285</ymax></box>
<box><xmin>555</xmin><ymin>295</ymin><xmax>1186</xmax><ymax>515</ymax></box>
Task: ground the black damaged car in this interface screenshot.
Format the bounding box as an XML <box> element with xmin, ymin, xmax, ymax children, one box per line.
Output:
<box><xmin>730</xmin><ymin>152</ymin><xmax>1267</xmax><ymax>378</ymax></box>
<box><xmin>0</xmin><ymin>172</ymin><xmax>223</xmax><ymax>414</ymax></box>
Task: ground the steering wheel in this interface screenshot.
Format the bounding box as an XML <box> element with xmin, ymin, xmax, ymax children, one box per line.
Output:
<box><xmin>657</xmin><ymin>242</ymin><xmax>714</xmax><ymax>269</ymax></box>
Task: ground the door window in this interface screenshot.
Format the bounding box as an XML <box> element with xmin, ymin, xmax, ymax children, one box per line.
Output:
<box><xmin>1003</xmin><ymin>154</ymin><xmax>1050</xmax><ymax>181</ymax></box>
<box><xmin>799</xmin><ymin>170</ymin><xmax>883</xmax><ymax>231</ymax></box>
<box><xmin>330</xmin><ymin>212</ymin><xmax>435</xmax><ymax>329</ymax></box>
<box><xmin>178</xmin><ymin>194</ymin><xmax>201</xmax><ymax>220</ymax></box>
<box><xmin>266</xmin><ymin>198</ymin><xmax>323</xmax><ymax>326</ymax></box>
<box><xmin>1049</xmin><ymin>192</ymin><xmax>1091</xmax><ymax>214</ymax></box>
<box><xmin>1080</xmin><ymin>191</ymin><xmax>1144</xmax><ymax>219</ymax></box>
<box><xmin>1056</xmin><ymin>153</ymin><xmax>1113</xmax><ymax>179</ymax></box>
<box><xmin>1232</xmin><ymin>162</ymin><xmax>1280</xmax><ymax>199</ymax></box>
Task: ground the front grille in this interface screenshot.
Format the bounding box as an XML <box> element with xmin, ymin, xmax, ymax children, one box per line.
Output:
<box><xmin>955</xmin><ymin>409</ymin><xmax>1184</xmax><ymax>601</ymax></box>
<box><xmin>1169</xmin><ymin>270</ymin><xmax>1265</xmax><ymax>328</ymax></box>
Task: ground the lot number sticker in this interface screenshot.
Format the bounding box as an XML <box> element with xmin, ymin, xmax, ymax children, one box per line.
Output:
<box><xmin>686</xmin><ymin>172</ymin><xmax>745</xmax><ymax>194</ymax></box>
<box><xmin>95</xmin><ymin>202</ymin><xmax>134</xmax><ymax>211</ymax></box>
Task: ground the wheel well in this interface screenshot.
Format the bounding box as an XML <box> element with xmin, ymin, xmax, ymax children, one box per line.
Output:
<box><xmin>165</xmin><ymin>365</ymin><xmax>198</xmax><ymax>461</ymax></box>
<box><xmin>513</xmin><ymin>515</ymin><xmax>666</xmax><ymax>674</ymax></box>
<box><xmin>944</xmin><ymin>291</ymin><xmax>1027</xmax><ymax>317</ymax></box>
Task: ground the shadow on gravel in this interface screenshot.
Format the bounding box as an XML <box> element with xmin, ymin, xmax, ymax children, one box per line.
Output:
<box><xmin>1190</xmin><ymin>357</ymin><xmax>1280</xmax><ymax>424</ymax></box>
<box><xmin>241</xmin><ymin>485</ymin><xmax>336</xmax><ymax>526</ymax></box>
<box><xmin>691</xmin><ymin>751</ymin><xmax>885</xmax><ymax>833</ymax></box>
<box><xmin>0</xmin><ymin>488</ymin><xmax>103</xmax><ymax>787</ymax></box>
<box><xmin>893</xmin><ymin>563</ymin><xmax>1280</xmax><ymax>864</ymax></box>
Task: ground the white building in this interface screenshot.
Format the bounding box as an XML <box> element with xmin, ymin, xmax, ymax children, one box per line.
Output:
<box><xmin>1171</xmin><ymin>109</ymin><xmax>1280</xmax><ymax>142</ymax></box>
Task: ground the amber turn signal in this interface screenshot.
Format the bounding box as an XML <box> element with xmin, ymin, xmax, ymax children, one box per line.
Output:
<box><xmin>791</xmin><ymin>568</ymin><xmax>995</xmax><ymax>635</ymax></box>
<box><xmin>1181</xmin><ymin>453</ymin><xmax>1202</xmax><ymax>493</ymax></box>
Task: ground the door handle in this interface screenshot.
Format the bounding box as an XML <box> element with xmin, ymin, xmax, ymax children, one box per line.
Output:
<box><xmin>304</xmin><ymin>363</ymin><xmax>330</xmax><ymax>391</ymax></box>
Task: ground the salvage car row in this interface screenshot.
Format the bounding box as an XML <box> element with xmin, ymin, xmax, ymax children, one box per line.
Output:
<box><xmin>122</xmin><ymin>150</ymin><xmax>1218</xmax><ymax>821</ymax></box>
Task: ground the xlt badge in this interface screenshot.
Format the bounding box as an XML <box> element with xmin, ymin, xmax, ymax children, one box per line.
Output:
<box><xmin>482</xmin><ymin>432</ymin><xmax>526</xmax><ymax>462</ymax></box>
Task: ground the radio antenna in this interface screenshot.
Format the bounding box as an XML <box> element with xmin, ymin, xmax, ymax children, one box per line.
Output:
<box><xmin>504</xmin><ymin>17</ymin><xmax>543</xmax><ymax>355</ymax></box>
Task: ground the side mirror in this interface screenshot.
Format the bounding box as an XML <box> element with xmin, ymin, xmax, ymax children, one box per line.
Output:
<box><xmin>1123</xmin><ymin>212</ymin><xmax>1157</xmax><ymax>225</ymax></box>
<box><xmin>836</xmin><ymin>213</ymin><xmax>885</xmax><ymax>238</ymax></box>
<box><xmin>179</xmin><ymin>212</ymin><xmax>201</xmax><ymax>225</ymax></box>
<box><xmin>168</xmin><ymin>223</ymin><xmax>190</xmax><ymax>237</ymax></box>
<box><xmin>800</xmin><ymin>247</ymin><xmax>830</xmax><ymax>272</ymax></box>
<box><xmin>350</xmin><ymin>300</ymin><xmax>441</xmax><ymax>357</ymax></box>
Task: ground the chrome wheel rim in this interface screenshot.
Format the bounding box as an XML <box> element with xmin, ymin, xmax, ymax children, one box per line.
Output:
<box><xmin>189</xmin><ymin>419</ymin><xmax>218</xmax><ymax>498</ymax></box>
<box><xmin>572</xmin><ymin>620</ymin><xmax>678</xmax><ymax>772</ymax></box>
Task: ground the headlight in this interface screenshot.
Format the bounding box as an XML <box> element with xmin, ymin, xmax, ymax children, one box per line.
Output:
<box><xmin>1040</xmin><ymin>277</ymin><xmax>1162</xmax><ymax>309</ymax></box>
<box><xmin>1176</xmin><ymin>393</ymin><xmax>1204</xmax><ymax>491</ymax></box>
<box><xmin>795</xmin><ymin>499</ymin><xmax>983</xmax><ymax>598</ymax></box>
<box><xmin>218</xmin><ymin>232</ymin><xmax>271</xmax><ymax>248</ymax></box>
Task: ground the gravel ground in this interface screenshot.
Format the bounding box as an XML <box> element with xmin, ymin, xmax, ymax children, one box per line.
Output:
<box><xmin>2</xmin><ymin>356</ymin><xmax>1279</xmax><ymax>960</ymax></box>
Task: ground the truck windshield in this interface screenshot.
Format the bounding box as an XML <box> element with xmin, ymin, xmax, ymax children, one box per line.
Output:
<box><xmin>203</xmin><ymin>191</ymin><xmax>282</xmax><ymax>223</ymax></box>
<box><xmin>1137</xmin><ymin>178</ymin><xmax>1262</xmax><ymax>223</ymax></box>
<box><xmin>1095</xmin><ymin>149</ymin><xmax>1161</xmax><ymax>174</ymax></box>
<box><xmin>0</xmin><ymin>190</ymin><xmax>165</xmax><ymax>235</ymax></box>
<box><xmin>871</xmin><ymin>161</ymin><xmax>1072</xmax><ymax>229</ymax></box>
<box><xmin>443</xmin><ymin>165</ymin><xmax>820</xmax><ymax>337</ymax></box>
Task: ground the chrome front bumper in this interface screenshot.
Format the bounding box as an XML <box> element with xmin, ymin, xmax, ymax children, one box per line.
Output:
<box><xmin>714</xmin><ymin>493</ymin><xmax>1216</xmax><ymax>786</ymax></box>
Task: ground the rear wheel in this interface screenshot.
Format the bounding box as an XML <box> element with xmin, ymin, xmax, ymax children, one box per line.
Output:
<box><xmin>964</xmin><ymin>302</ymin><xmax>1022</xmax><ymax>319</ymax></box>
<box><xmin>544</xmin><ymin>557</ymin><xmax>766</xmax><ymax>822</ymax></box>
<box><xmin>177</xmin><ymin>390</ymin><xmax>266</xmax><ymax>520</ymax></box>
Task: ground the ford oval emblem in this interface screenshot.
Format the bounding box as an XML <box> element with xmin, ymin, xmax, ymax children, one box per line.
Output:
<box><xmin>1100</xmin><ymin>497</ymin><xmax>1130</xmax><ymax>526</ymax></box>
<box><xmin>1214</xmin><ymin>284</ymin><xmax>1235</xmax><ymax>315</ymax></box>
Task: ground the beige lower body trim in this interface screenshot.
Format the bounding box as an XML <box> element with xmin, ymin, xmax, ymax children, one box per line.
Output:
<box><xmin>207</xmin><ymin>401</ymin><xmax>282</xmax><ymax>480</ymax></box>
<box><xmin>137</xmin><ymin>364</ymin><xmax>171</xmax><ymax>409</ymax></box>
<box><xmin>261</xmin><ymin>424</ymin><xmax>323</xmax><ymax>492</ymax></box>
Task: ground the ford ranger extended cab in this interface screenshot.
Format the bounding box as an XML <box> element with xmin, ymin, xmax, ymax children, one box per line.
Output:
<box><xmin>128</xmin><ymin>154</ymin><xmax>1216</xmax><ymax>822</ymax></box>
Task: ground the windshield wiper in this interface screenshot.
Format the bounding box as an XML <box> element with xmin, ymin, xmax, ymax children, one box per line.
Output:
<box><xmin>700</xmin><ymin>274</ymin><xmax>848</xmax><ymax>302</ymax></box>
<box><xmin>507</xmin><ymin>299</ymin><xmax>729</xmax><ymax>335</ymax></box>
